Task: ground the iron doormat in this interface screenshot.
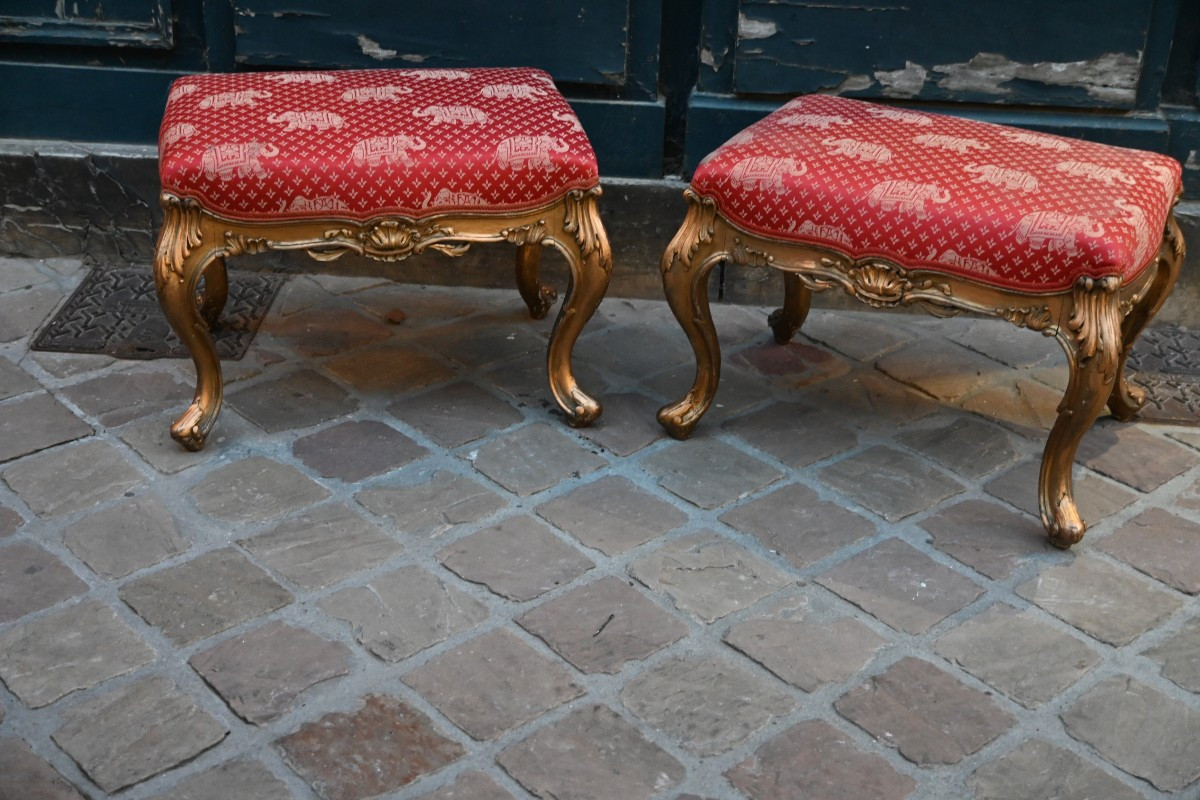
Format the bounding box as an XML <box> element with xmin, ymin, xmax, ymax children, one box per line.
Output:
<box><xmin>1126</xmin><ymin>324</ymin><xmax>1200</xmax><ymax>425</ymax></box>
<box><xmin>32</xmin><ymin>267</ymin><xmax>286</xmax><ymax>360</ymax></box>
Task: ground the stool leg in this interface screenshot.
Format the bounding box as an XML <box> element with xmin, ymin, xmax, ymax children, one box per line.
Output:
<box><xmin>515</xmin><ymin>242</ymin><xmax>557</xmax><ymax>320</ymax></box>
<box><xmin>768</xmin><ymin>270</ymin><xmax>811</xmax><ymax>344</ymax></box>
<box><xmin>548</xmin><ymin>189</ymin><xmax>610</xmax><ymax>427</ymax></box>
<box><xmin>1040</xmin><ymin>277</ymin><xmax>1123</xmax><ymax>547</ymax></box>
<box><xmin>197</xmin><ymin>255</ymin><xmax>229</xmax><ymax>329</ymax></box>
<box><xmin>1108</xmin><ymin>214</ymin><xmax>1185</xmax><ymax>420</ymax></box>
<box><xmin>657</xmin><ymin>207</ymin><xmax>723</xmax><ymax>440</ymax></box>
<box><xmin>154</xmin><ymin>203</ymin><xmax>223</xmax><ymax>452</ymax></box>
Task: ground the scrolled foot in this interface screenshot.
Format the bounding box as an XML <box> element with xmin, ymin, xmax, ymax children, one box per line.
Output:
<box><xmin>769</xmin><ymin>271</ymin><xmax>810</xmax><ymax>344</ymax></box>
<box><xmin>527</xmin><ymin>284</ymin><xmax>558</xmax><ymax>320</ymax></box>
<box><xmin>1107</xmin><ymin>378</ymin><xmax>1147</xmax><ymax>421</ymax></box>
<box><xmin>657</xmin><ymin>398</ymin><xmax>704</xmax><ymax>440</ymax></box>
<box><xmin>1043</xmin><ymin>494</ymin><xmax>1087</xmax><ymax>549</ymax></box>
<box><xmin>170</xmin><ymin>403</ymin><xmax>215</xmax><ymax>452</ymax></box>
<box><xmin>768</xmin><ymin>307</ymin><xmax>798</xmax><ymax>345</ymax></box>
<box><xmin>562</xmin><ymin>390</ymin><xmax>602</xmax><ymax>428</ymax></box>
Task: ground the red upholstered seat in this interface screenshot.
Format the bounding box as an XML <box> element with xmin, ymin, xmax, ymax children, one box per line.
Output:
<box><xmin>691</xmin><ymin>95</ymin><xmax>1181</xmax><ymax>293</ymax></box>
<box><xmin>159</xmin><ymin>67</ymin><xmax>599</xmax><ymax>222</ymax></box>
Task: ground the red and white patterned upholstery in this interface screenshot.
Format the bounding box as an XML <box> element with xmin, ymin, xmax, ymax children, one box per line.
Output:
<box><xmin>159</xmin><ymin>67</ymin><xmax>599</xmax><ymax>222</ymax></box>
<box><xmin>691</xmin><ymin>95</ymin><xmax>1182</xmax><ymax>293</ymax></box>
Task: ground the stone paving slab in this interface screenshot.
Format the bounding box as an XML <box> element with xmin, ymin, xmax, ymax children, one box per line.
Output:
<box><xmin>718</xmin><ymin>481</ymin><xmax>875</xmax><ymax>569</ymax></box>
<box><xmin>438</xmin><ymin>516</ymin><xmax>595</xmax><ymax>601</ymax></box>
<box><xmin>0</xmin><ymin>736</ymin><xmax>88</xmax><ymax>800</ymax></box>
<box><xmin>355</xmin><ymin>469</ymin><xmax>504</xmax><ymax>538</ymax></box>
<box><xmin>516</xmin><ymin>575</ymin><xmax>688</xmax><ymax>674</ymax></box>
<box><xmin>535</xmin><ymin>475</ymin><xmax>687</xmax><ymax>556</ymax></box>
<box><xmin>0</xmin><ymin>392</ymin><xmax>92</xmax><ymax>463</ymax></box>
<box><xmin>145</xmin><ymin>759</ymin><xmax>293</xmax><ymax>800</ymax></box>
<box><xmin>621</xmin><ymin>654</ymin><xmax>796</xmax><ymax>756</ymax></box>
<box><xmin>933</xmin><ymin>603</ymin><xmax>1100</xmax><ymax>708</ymax></box>
<box><xmin>496</xmin><ymin>704</ymin><xmax>685</xmax><ymax>800</ymax></box>
<box><xmin>0</xmin><ymin>541</ymin><xmax>87</xmax><ymax>623</ymax></box>
<box><xmin>1142</xmin><ymin>616</ymin><xmax>1200</xmax><ymax>693</ymax></box>
<box><xmin>3</xmin><ymin>439</ymin><xmax>141</xmax><ymax>517</ymax></box>
<box><xmin>188</xmin><ymin>457</ymin><xmax>331</xmax><ymax>524</ymax></box>
<box><xmin>0</xmin><ymin>600</ymin><xmax>155</xmax><ymax>708</ymax></box>
<box><xmin>119</xmin><ymin>547</ymin><xmax>293</xmax><ymax>645</ymax></box>
<box><xmin>320</xmin><ymin>565</ymin><xmax>489</xmax><ymax>661</ymax></box>
<box><xmin>277</xmin><ymin>694</ymin><xmax>463</xmax><ymax>800</ymax></box>
<box><xmin>292</xmin><ymin>420</ymin><xmax>427</xmax><ymax>483</ymax></box>
<box><xmin>402</xmin><ymin>629</ymin><xmax>585</xmax><ymax>741</ymax></box>
<box><xmin>629</xmin><ymin>531</ymin><xmax>792</xmax><ymax>623</ymax></box>
<box><xmin>189</xmin><ymin>621</ymin><xmax>351</xmax><ymax>725</ymax></box>
<box><xmin>835</xmin><ymin>657</ymin><xmax>1015</xmax><ymax>767</ymax></box>
<box><xmin>60</xmin><ymin>493</ymin><xmax>188</xmax><ymax>578</ymax></box>
<box><xmin>816</xmin><ymin>538</ymin><xmax>984</xmax><ymax>635</ymax></box>
<box><xmin>723</xmin><ymin>595</ymin><xmax>887</xmax><ymax>692</ymax></box>
<box><xmin>52</xmin><ymin>676</ymin><xmax>228</xmax><ymax>793</ymax></box>
<box><xmin>57</xmin><ymin>370</ymin><xmax>190</xmax><ymax>428</ymax></box>
<box><xmin>240</xmin><ymin>502</ymin><xmax>401</xmax><ymax>590</ymax></box>
<box><xmin>725</xmin><ymin>719</ymin><xmax>918</xmax><ymax>800</ymax></box>
<box><xmin>2</xmin><ymin>270</ymin><xmax>1200</xmax><ymax>800</ymax></box>
<box><xmin>1061</xmin><ymin>675</ymin><xmax>1200</xmax><ymax>792</ymax></box>
<box><xmin>1016</xmin><ymin>555</ymin><xmax>1184</xmax><ymax>646</ymax></box>
<box><xmin>967</xmin><ymin>739</ymin><xmax>1145</xmax><ymax>800</ymax></box>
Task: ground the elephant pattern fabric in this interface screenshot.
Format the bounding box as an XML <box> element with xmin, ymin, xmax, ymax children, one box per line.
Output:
<box><xmin>158</xmin><ymin>67</ymin><xmax>598</xmax><ymax>222</ymax></box>
<box><xmin>691</xmin><ymin>95</ymin><xmax>1182</xmax><ymax>292</ymax></box>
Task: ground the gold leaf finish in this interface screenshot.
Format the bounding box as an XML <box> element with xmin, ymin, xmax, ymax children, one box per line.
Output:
<box><xmin>153</xmin><ymin>192</ymin><xmax>611</xmax><ymax>450</ymax></box>
<box><xmin>155</xmin><ymin>195</ymin><xmax>203</xmax><ymax>283</ymax></box>
<box><xmin>658</xmin><ymin>196</ymin><xmax>1181</xmax><ymax>548</ymax></box>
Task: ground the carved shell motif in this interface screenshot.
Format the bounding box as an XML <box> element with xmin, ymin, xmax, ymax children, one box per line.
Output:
<box><xmin>846</xmin><ymin>262</ymin><xmax>911</xmax><ymax>306</ymax></box>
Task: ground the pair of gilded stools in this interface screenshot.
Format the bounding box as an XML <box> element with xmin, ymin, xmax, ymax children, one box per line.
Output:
<box><xmin>155</xmin><ymin>66</ymin><xmax>1184</xmax><ymax>548</ymax></box>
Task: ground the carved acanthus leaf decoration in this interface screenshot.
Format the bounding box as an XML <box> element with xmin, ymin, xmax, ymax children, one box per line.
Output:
<box><xmin>1067</xmin><ymin>276</ymin><xmax>1122</xmax><ymax>382</ymax></box>
<box><xmin>224</xmin><ymin>234</ymin><xmax>271</xmax><ymax>257</ymax></box>
<box><xmin>663</xmin><ymin>189</ymin><xmax>716</xmax><ymax>273</ymax></box>
<box><xmin>999</xmin><ymin>305</ymin><xmax>1054</xmax><ymax>334</ymax></box>
<box><xmin>156</xmin><ymin>195</ymin><xmax>204</xmax><ymax>281</ymax></box>
<box><xmin>730</xmin><ymin>239</ymin><xmax>773</xmax><ymax>268</ymax></box>
<box><xmin>1165</xmin><ymin>213</ymin><xmax>1185</xmax><ymax>262</ymax></box>
<box><xmin>314</xmin><ymin>220</ymin><xmax>470</xmax><ymax>262</ymax></box>
<box><xmin>503</xmin><ymin>221</ymin><xmax>547</xmax><ymax>246</ymax></box>
<box><xmin>562</xmin><ymin>187</ymin><xmax>612</xmax><ymax>271</ymax></box>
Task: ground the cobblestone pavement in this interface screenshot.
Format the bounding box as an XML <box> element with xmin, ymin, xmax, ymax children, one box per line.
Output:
<box><xmin>2</xmin><ymin>254</ymin><xmax>1200</xmax><ymax>800</ymax></box>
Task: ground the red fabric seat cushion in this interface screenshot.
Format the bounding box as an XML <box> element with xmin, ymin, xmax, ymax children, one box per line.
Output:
<box><xmin>159</xmin><ymin>67</ymin><xmax>599</xmax><ymax>223</ymax></box>
<box><xmin>691</xmin><ymin>95</ymin><xmax>1181</xmax><ymax>293</ymax></box>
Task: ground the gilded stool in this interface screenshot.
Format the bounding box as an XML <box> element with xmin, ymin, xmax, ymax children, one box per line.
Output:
<box><xmin>659</xmin><ymin>95</ymin><xmax>1184</xmax><ymax>547</ymax></box>
<box><xmin>154</xmin><ymin>66</ymin><xmax>610</xmax><ymax>450</ymax></box>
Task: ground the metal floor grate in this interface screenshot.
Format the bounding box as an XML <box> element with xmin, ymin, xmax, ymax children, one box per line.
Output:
<box><xmin>1127</xmin><ymin>325</ymin><xmax>1200</xmax><ymax>425</ymax></box>
<box><xmin>32</xmin><ymin>267</ymin><xmax>286</xmax><ymax>360</ymax></box>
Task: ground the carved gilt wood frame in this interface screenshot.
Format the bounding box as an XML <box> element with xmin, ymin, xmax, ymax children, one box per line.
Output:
<box><xmin>154</xmin><ymin>186</ymin><xmax>611</xmax><ymax>452</ymax></box>
<box><xmin>658</xmin><ymin>188</ymin><xmax>1184</xmax><ymax>547</ymax></box>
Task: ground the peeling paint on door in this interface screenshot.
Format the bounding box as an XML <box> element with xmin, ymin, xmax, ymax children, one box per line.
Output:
<box><xmin>875</xmin><ymin>61</ymin><xmax>927</xmax><ymax>98</ymax></box>
<box><xmin>737</xmin><ymin>13</ymin><xmax>777</xmax><ymax>41</ymax></box>
<box><xmin>933</xmin><ymin>52</ymin><xmax>1141</xmax><ymax>103</ymax></box>
<box><xmin>356</xmin><ymin>35</ymin><xmax>397</xmax><ymax>61</ymax></box>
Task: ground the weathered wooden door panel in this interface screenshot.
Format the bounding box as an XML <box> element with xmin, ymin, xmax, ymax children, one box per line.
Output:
<box><xmin>0</xmin><ymin>0</ymin><xmax>173</xmax><ymax>47</ymax></box>
<box><xmin>730</xmin><ymin>0</ymin><xmax>1153</xmax><ymax>109</ymax></box>
<box><xmin>232</xmin><ymin>1</ymin><xmax>631</xmax><ymax>87</ymax></box>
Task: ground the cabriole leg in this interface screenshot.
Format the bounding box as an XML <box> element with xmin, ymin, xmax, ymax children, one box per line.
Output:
<box><xmin>154</xmin><ymin>199</ymin><xmax>224</xmax><ymax>451</ymax></box>
<box><xmin>515</xmin><ymin>241</ymin><xmax>557</xmax><ymax>320</ymax></box>
<box><xmin>197</xmin><ymin>255</ymin><xmax>228</xmax><ymax>329</ymax></box>
<box><xmin>1040</xmin><ymin>277</ymin><xmax>1123</xmax><ymax>547</ymax></box>
<box><xmin>656</xmin><ymin>196</ymin><xmax>724</xmax><ymax>440</ymax></box>
<box><xmin>768</xmin><ymin>270</ymin><xmax>811</xmax><ymax>344</ymax></box>
<box><xmin>1108</xmin><ymin>214</ymin><xmax>1185</xmax><ymax>420</ymax></box>
<box><xmin>546</xmin><ymin>188</ymin><xmax>610</xmax><ymax>427</ymax></box>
